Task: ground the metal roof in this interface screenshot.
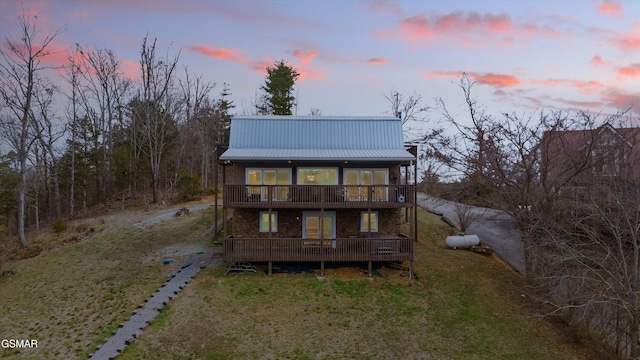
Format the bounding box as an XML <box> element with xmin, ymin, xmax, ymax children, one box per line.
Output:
<box><xmin>220</xmin><ymin>116</ymin><xmax>415</xmax><ymax>161</ymax></box>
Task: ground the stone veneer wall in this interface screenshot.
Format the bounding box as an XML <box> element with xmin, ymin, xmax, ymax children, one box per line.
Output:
<box><xmin>232</xmin><ymin>208</ymin><xmax>403</xmax><ymax>238</ymax></box>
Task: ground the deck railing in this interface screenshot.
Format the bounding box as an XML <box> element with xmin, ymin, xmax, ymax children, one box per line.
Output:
<box><xmin>223</xmin><ymin>184</ymin><xmax>414</xmax><ymax>208</ymax></box>
<box><xmin>223</xmin><ymin>235</ymin><xmax>413</xmax><ymax>263</ymax></box>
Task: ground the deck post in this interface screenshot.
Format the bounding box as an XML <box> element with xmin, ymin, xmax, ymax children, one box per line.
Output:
<box><xmin>368</xmin><ymin>261</ymin><xmax>372</xmax><ymax>277</ymax></box>
<box><xmin>223</xmin><ymin>207</ymin><xmax>227</xmax><ymax>238</ymax></box>
<box><xmin>320</xmin><ymin>261</ymin><xmax>324</xmax><ymax>276</ymax></box>
<box><xmin>268</xmin><ymin>261</ymin><xmax>272</xmax><ymax>275</ymax></box>
<box><xmin>409</xmin><ymin>260</ymin><xmax>414</xmax><ymax>279</ymax></box>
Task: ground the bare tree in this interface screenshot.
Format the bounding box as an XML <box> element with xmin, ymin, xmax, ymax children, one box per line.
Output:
<box><xmin>76</xmin><ymin>46</ymin><xmax>130</xmax><ymax>202</ymax></box>
<box><xmin>62</xmin><ymin>45</ymin><xmax>84</xmax><ymax>218</ymax></box>
<box><xmin>424</xmin><ymin>73</ymin><xmax>640</xmax><ymax>358</ymax></box>
<box><xmin>132</xmin><ymin>35</ymin><xmax>180</xmax><ymax>204</ymax></box>
<box><xmin>32</xmin><ymin>84</ymin><xmax>64</xmax><ymax>219</ymax></box>
<box><xmin>176</xmin><ymin>68</ymin><xmax>215</xmax><ymax>191</ymax></box>
<box><xmin>385</xmin><ymin>89</ymin><xmax>429</xmax><ymax>124</ymax></box>
<box><xmin>309</xmin><ymin>107</ymin><xmax>322</xmax><ymax>116</ymax></box>
<box><xmin>453</xmin><ymin>203</ymin><xmax>485</xmax><ymax>233</ymax></box>
<box><xmin>0</xmin><ymin>10</ymin><xmax>63</xmax><ymax>247</ymax></box>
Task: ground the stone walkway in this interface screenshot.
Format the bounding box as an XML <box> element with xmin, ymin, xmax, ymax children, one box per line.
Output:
<box><xmin>89</xmin><ymin>252</ymin><xmax>222</xmax><ymax>360</ymax></box>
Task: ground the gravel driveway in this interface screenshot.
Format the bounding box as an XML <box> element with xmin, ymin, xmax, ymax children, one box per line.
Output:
<box><xmin>417</xmin><ymin>193</ymin><xmax>526</xmax><ymax>275</ymax></box>
<box><xmin>132</xmin><ymin>202</ymin><xmax>214</xmax><ymax>229</ymax></box>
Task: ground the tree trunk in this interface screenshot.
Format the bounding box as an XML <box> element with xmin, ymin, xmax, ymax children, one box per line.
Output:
<box><xmin>152</xmin><ymin>172</ymin><xmax>159</xmax><ymax>204</ymax></box>
<box><xmin>17</xmin><ymin>160</ymin><xmax>27</xmax><ymax>248</ymax></box>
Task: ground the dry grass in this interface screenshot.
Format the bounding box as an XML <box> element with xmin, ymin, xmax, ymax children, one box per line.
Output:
<box><xmin>119</xmin><ymin>208</ymin><xmax>599</xmax><ymax>360</ymax></box>
<box><xmin>0</xmin><ymin>201</ymin><xmax>599</xmax><ymax>359</ymax></box>
<box><xmin>0</xmin><ymin>200</ymin><xmax>220</xmax><ymax>359</ymax></box>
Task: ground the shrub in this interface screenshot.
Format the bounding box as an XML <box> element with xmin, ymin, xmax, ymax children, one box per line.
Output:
<box><xmin>52</xmin><ymin>218</ymin><xmax>68</xmax><ymax>233</ymax></box>
<box><xmin>176</xmin><ymin>174</ymin><xmax>202</xmax><ymax>201</ymax></box>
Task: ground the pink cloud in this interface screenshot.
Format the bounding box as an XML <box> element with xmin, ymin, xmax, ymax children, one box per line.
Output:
<box><xmin>120</xmin><ymin>60</ymin><xmax>139</xmax><ymax>80</ymax></box>
<box><xmin>426</xmin><ymin>70</ymin><xmax>464</xmax><ymax>79</ymax></box>
<box><xmin>248</xmin><ymin>57</ymin><xmax>325</xmax><ymax>83</ymax></box>
<box><xmin>602</xmin><ymin>89</ymin><xmax>640</xmax><ymax>109</ymax></box>
<box><xmin>590</xmin><ymin>55</ymin><xmax>608</xmax><ymax>67</ymax></box>
<box><xmin>612</xmin><ymin>23</ymin><xmax>640</xmax><ymax>51</ymax></box>
<box><xmin>297</xmin><ymin>67</ymin><xmax>326</xmax><ymax>82</ymax></box>
<box><xmin>556</xmin><ymin>98</ymin><xmax>604</xmax><ymax>110</ymax></box>
<box><xmin>3</xmin><ymin>40</ymin><xmax>69</xmax><ymax>70</ymax></box>
<box><xmin>250</xmin><ymin>58</ymin><xmax>274</xmax><ymax>74</ymax></box>
<box><xmin>2</xmin><ymin>5</ymin><xmax>59</xmax><ymax>42</ymax></box>
<box><xmin>60</xmin><ymin>45</ymin><xmax>139</xmax><ymax>80</ymax></box>
<box><xmin>187</xmin><ymin>45</ymin><xmax>249</xmax><ymax>64</ymax></box>
<box><xmin>426</xmin><ymin>71</ymin><xmax>521</xmax><ymax>87</ymax></box>
<box><xmin>618</xmin><ymin>63</ymin><xmax>640</xmax><ymax>78</ymax></box>
<box><xmin>618</xmin><ymin>35</ymin><xmax>640</xmax><ymax>50</ymax></box>
<box><xmin>474</xmin><ymin>73</ymin><xmax>521</xmax><ymax>87</ymax></box>
<box><xmin>388</xmin><ymin>11</ymin><xmax>561</xmax><ymax>46</ymax></box>
<box><xmin>367</xmin><ymin>58</ymin><xmax>387</xmax><ymax>65</ymax></box>
<box><xmin>530</xmin><ymin>79</ymin><xmax>605</xmax><ymax>95</ymax></box>
<box><xmin>292</xmin><ymin>49</ymin><xmax>318</xmax><ymax>65</ymax></box>
<box><xmin>41</xmin><ymin>43</ymin><xmax>69</xmax><ymax>65</ymax></box>
<box><xmin>597</xmin><ymin>0</ymin><xmax>622</xmax><ymax>15</ymax></box>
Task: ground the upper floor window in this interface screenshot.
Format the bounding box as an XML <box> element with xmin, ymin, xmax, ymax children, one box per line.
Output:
<box><xmin>591</xmin><ymin>131</ymin><xmax>629</xmax><ymax>177</ymax></box>
<box><xmin>247</xmin><ymin>169</ymin><xmax>291</xmax><ymax>200</ymax></box>
<box><xmin>297</xmin><ymin>168</ymin><xmax>338</xmax><ymax>185</ymax></box>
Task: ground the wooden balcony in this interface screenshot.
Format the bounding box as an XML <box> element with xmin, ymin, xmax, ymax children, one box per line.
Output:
<box><xmin>223</xmin><ymin>235</ymin><xmax>413</xmax><ymax>263</ymax></box>
<box><xmin>223</xmin><ymin>184</ymin><xmax>414</xmax><ymax>209</ymax></box>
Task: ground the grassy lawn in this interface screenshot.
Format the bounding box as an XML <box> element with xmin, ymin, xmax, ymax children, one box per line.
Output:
<box><xmin>0</xmin><ymin>204</ymin><xmax>220</xmax><ymax>359</ymax></box>
<box><xmin>119</xmin><ymin>209</ymin><xmax>597</xmax><ymax>360</ymax></box>
<box><xmin>0</xmin><ymin>202</ymin><xmax>598</xmax><ymax>359</ymax></box>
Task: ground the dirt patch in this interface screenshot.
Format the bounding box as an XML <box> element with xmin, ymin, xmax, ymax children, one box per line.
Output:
<box><xmin>132</xmin><ymin>203</ymin><xmax>213</xmax><ymax>229</ymax></box>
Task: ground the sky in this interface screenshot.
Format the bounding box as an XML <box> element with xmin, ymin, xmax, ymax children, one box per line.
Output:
<box><xmin>2</xmin><ymin>0</ymin><xmax>640</xmax><ymax>128</ymax></box>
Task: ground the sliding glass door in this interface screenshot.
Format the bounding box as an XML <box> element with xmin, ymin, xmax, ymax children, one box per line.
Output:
<box><xmin>303</xmin><ymin>211</ymin><xmax>336</xmax><ymax>239</ymax></box>
<box><xmin>344</xmin><ymin>169</ymin><xmax>388</xmax><ymax>201</ymax></box>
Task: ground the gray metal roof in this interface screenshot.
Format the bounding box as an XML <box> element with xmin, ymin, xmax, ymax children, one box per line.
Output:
<box><xmin>220</xmin><ymin>116</ymin><xmax>415</xmax><ymax>161</ymax></box>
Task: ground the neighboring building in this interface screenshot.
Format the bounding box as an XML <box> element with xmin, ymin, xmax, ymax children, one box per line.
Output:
<box><xmin>542</xmin><ymin>123</ymin><xmax>640</xmax><ymax>185</ymax></box>
<box><xmin>218</xmin><ymin>116</ymin><xmax>417</xmax><ymax>276</ymax></box>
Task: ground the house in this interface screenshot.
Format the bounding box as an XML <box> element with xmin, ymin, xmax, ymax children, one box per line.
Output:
<box><xmin>541</xmin><ymin>123</ymin><xmax>640</xmax><ymax>216</ymax></box>
<box><xmin>218</xmin><ymin>115</ymin><xmax>417</xmax><ymax>276</ymax></box>
<box><xmin>542</xmin><ymin>123</ymin><xmax>640</xmax><ymax>185</ymax></box>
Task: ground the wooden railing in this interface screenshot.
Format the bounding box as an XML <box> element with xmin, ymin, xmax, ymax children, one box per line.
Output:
<box><xmin>223</xmin><ymin>235</ymin><xmax>413</xmax><ymax>263</ymax></box>
<box><xmin>223</xmin><ymin>184</ymin><xmax>414</xmax><ymax>208</ymax></box>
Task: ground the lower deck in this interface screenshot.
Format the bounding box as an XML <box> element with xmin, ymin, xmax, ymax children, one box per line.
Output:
<box><xmin>224</xmin><ymin>235</ymin><xmax>412</xmax><ymax>262</ymax></box>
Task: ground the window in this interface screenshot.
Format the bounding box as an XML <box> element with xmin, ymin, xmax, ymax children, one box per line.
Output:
<box><xmin>297</xmin><ymin>168</ymin><xmax>338</xmax><ymax>185</ymax></box>
<box><xmin>361</xmin><ymin>211</ymin><xmax>378</xmax><ymax>232</ymax></box>
<box><xmin>344</xmin><ymin>169</ymin><xmax>388</xmax><ymax>201</ymax></box>
<box><xmin>247</xmin><ymin>169</ymin><xmax>291</xmax><ymax>200</ymax></box>
<box><xmin>259</xmin><ymin>211</ymin><xmax>277</xmax><ymax>232</ymax></box>
<box><xmin>591</xmin><ymin>131</ymin><xmax>628</xmax><ymax>177</ymax></box>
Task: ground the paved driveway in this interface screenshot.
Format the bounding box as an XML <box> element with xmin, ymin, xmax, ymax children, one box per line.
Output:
<box><xmin>417</xmin><ymin>193</ymin><xmax>526</xmax><ymax>275</ymax></box>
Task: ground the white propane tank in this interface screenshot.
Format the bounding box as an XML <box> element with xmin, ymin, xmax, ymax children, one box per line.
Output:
<box><xmin>445</xmin><ymin>234</ymin><xmax>480</xmax><ymax>249</ymax></box>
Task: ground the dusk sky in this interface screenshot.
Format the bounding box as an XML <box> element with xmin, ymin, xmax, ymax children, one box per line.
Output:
<box><xmin>2</xmin><ymin>0</ymin><xmax>640</xmax><ymax>127</ymax></box>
